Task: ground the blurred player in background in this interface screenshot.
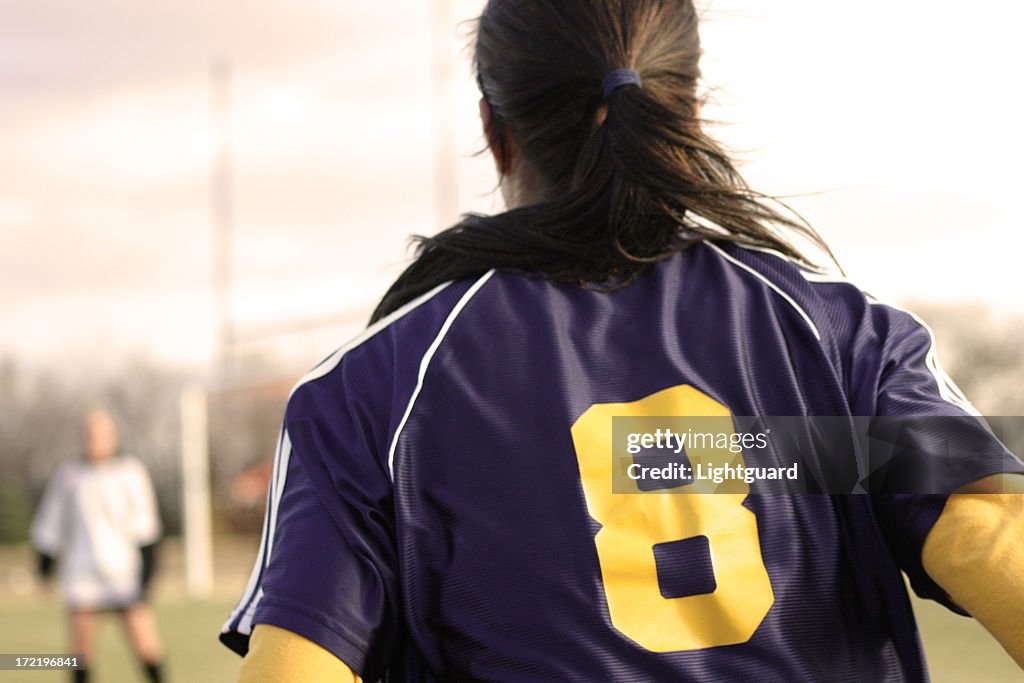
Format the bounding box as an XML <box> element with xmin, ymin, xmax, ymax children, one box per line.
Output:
<box><xmin>31</xmin><ymin>408</ymin><xmax>166</xmax><ymax>683</ymax></box>
<box><xmin>222</xmin><ymin>0</ymin><xmax>1024</xmax><ymax>680</ymax></box>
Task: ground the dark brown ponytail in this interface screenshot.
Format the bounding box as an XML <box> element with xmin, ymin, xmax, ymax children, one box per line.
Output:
<box><xmin>371</xmin><ymin>0</ymin><xmax>832</xmax><ymax>323</ymax></box>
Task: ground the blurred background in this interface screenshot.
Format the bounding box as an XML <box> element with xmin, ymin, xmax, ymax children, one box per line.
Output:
<box><xmin>1</xmin><ymin>0</ymin><xmax>1022</xmax><ymax>680</ymax></box>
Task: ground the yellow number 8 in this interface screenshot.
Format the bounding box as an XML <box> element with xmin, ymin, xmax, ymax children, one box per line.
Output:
<box><xmin>571</xmin><ymin>384</ymin><xmax>774</xmax><ymax>652</ymax></box>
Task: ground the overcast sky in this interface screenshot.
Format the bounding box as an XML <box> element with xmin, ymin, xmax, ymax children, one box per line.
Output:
<box><xmin>2</xmin><ymin>0</ymin><xmax>1021</xmax><ymax>366</ymax></box>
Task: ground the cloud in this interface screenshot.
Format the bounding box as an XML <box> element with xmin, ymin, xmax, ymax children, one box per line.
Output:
<box><xmin>0</xmin><ymin>0</ymin><xmax>494</xmax><ymax>364</ymax></box>
<box><xmin>0</xmin><ymin>0</ymin><xmax>403</xmax><ymax>112</ymax></box>
<box><xmin>2</xmin><ymin>0</ymin><xmax>1020</xmax><ymax>367</ymax></box>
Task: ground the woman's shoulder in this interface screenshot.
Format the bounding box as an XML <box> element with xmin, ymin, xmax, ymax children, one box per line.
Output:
<box><xmin>702</xmin><ymin>239</ymin><xmax>882</xmax><ymax>340</ymax></box>
<box><xmin>708</xmin><ymin>240</ymin><xmax>950</xmax><ymax>382</ymax></box>
<box><xmin>286</xmin><ymin>273</ymin><xmax>497</xmax><ymax>417</ymax></box>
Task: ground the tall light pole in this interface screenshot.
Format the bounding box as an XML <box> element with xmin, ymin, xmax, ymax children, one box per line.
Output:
<box><xmin>211</xmin><ymin>58</ymin><xmax>234</xmax><ymax>377</ymax></box>
<box><xmin>179</xmin><ymin>58</ymin><xmax>234</xmax><ymax>600</ymax></box>
<box><xmin>431</xmin><ymin>0</ymin><xmax>458</xmax><ymax>230</ymax></box>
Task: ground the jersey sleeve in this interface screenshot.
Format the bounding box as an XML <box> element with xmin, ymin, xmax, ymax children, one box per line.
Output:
<box><xmin>858</xmin><ymin>304</ymin><xmax>1024</xmax><ymax>610</ymax></box>
<box><xmin>217</xmin><ymin>277</ymin><xmax>501</xmax><ymax>678</ymax></box>
<box><xmin>220</xmin><ymin>383</ymin><xmax>400</xmax><ymax>682</ymax></box>
<box><xmin>30</xmin><ymin>465</ymin><xmax>68</xmax><ymax>557</ymax></box>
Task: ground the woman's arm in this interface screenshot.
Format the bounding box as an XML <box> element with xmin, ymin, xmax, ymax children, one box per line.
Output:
<box><xmin>237</xmin><ymin>624</ymin><xmax>362</xmax><ymax>683</ymax></box>
<box><xmin>922</xmin><ymin>473</ymin><xmax>1024</xmax><ymax>668</ymax></box>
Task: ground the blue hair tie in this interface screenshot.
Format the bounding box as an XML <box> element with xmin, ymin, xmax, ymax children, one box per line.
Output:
<box><xmin>602</xmin><ymin>68</ymin><xmax>643</xmax><ymax>100</ymax></box>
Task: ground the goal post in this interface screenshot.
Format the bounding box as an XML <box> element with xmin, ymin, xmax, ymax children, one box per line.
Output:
<box><xmin>180</xmin><ymin>384</ymin><xmax>214</xmax><ymax>599</ymax></box>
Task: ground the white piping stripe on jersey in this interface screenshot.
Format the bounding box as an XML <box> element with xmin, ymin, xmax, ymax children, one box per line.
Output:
<box><xmin>856</xmin><ymin>296</ymin><xmax>977</xmax><ymax>416</ymax></box>
<box><xmin>706</xmin><ymin>242</ymin><xmax>822</xmax><ymax>341</ymax></box>
<box><xmin>903</xmin><ymin>310</ymin><xmax>980</xmax><ymax>416</ymax></box>
<box><xmin>803</xmin><ymin>284</ymin><xmax>981</xmax><ymax>417</ymax></box>
<box><xmin>266</xmin><ymin>430</ymin><xmax>293</xmax><ymax>566</ymax></box>
<box><xmin>801</xmin><ymin>270</ymin><xmax>855</xmax><ymax>285</ymax></box>
<box><xmin>291</xmin><ymin>279</ymin><xmax>456</xmax><ymax>397</ymax></box>
<box><xmin>237</xmin><ymin>429</ymin><xmax>293</xmax><ymax>634</ymax></box>
<box><xmin>221</xmin><ymin>428</ymin><xmax>279</xmax><ymax>634</ymax></box>
<box><xmin>732</xmin><ymin>242</ymin><xmax>831</xmax><ymax>275</ymax></box>
<box><xmin>710</xmin><ymin>242</ymin><xmax>978</xmax><ymax>415</ymax></box>
<box><xmin>387</xmin><ymin>269</ymin><xmax>496</xmax><ymax>478</ymax></box>
<box><xmin>223</xmin><ymin>279</ymin><xmax>465</xmax><ymax>637</ymax></box>
<box><xmin>220</xmin><ymin>428</ymin><xmax>293</xmax><ymax>636</ymax></box>
<box><xmin>238</xmin><ymin>587</ymin><xmax>265</xmax><ymax>636</ymax></box>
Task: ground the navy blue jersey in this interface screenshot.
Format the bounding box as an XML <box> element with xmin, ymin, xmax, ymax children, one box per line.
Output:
<box><xmin>221</xmin><ymin>241</ymin><xmax>1023</xmax><ymax>681</ymax></box>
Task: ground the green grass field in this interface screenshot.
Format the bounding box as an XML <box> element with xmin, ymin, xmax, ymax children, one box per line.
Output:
<box><xmin>0</xmin><ymin>538</ymin><xmax>249</xmax><ymax>683</ymax></box>
<box><xmin>0</xmin><ymin>538</ymin><xmax>1020</xmax><ymax>682</ymax></box>
<box><xmin>0</xmin><ymin>599</ymin><xmax>240</xmax><ymax>683</ymax></box>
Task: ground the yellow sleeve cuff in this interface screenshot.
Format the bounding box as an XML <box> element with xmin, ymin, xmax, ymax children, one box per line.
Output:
<box><xmin>237</xmin><ymin>624</ymin><xmax>362</xmax><ymax>683</ymax></box>
<box><xmin>922</xmin><ymin>486</ymin><xmax>1024</xmax><ymax>669</ymax></box>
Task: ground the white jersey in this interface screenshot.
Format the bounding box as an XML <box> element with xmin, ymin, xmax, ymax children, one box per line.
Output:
<box><xmin>30</xmin><ymin>455</ymin><xmax>161</xmax><ymax>609</ymax></box>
